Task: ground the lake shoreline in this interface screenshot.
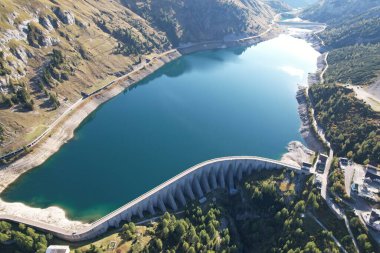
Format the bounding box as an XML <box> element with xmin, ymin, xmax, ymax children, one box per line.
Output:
<box><xmin>0</xmin><ymin>30</ymin><xmax>279</xmax><ymax>230</ymax></box>
<box><xmin>293</xmin><ymin>25</ymin><xmax>329</xmax><ymax>154</ymax></box>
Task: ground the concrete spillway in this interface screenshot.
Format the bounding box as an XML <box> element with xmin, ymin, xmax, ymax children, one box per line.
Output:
<box><xmin>0</xmin><ymin>156</ymin><xmax>307</xmax><ymax>241</ymax></box>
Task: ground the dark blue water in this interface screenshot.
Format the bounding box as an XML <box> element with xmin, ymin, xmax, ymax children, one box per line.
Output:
<box><xmin>1</xmin><ymin>35</ymin><xmax>319</xmax><ymax>221</ymax></box>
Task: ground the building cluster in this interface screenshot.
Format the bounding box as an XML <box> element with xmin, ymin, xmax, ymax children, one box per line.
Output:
<box><xmin>353</xmin><ymin>165</ymin><xmax>380</xmax><ymax>202</ymax></box>
<box><xmin>348</xmin><ymin>163</ymin><xmax>380</xmax><ymax>233</ymax></box>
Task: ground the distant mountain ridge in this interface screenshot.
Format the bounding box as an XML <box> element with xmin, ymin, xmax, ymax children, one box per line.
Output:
<box><xmin>303</xmin><ymin>0</ymin><xmax>380</xmax><ymax>24</ymax></box>
<box><xmin>264</xmin><ymin>0</ymin><xmax>292</xmax><ymax>12</ymax></box>
<box><xmin>283</xmin><ymin>0</ymin><xmax>317</xmax><ymax>8</ymax></box>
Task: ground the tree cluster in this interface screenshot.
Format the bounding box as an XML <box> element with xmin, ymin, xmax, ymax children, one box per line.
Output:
<box><xmin>309</xmin><ymin>84</ymin><xmax>380</xmax><ymax>166</ymax></box>
<box><xmin>328</xmin><ymin>157</ymin><xmax>349</xmax><ymax>200</ymax></box>
<box><xmin>144</xmin><ymin>205</ymin><xmax>237</xmax><ymax>253</ymax></box>
<box><xmin>325</xmin><ymin>43</ymin><xmax>380</xmax><ymax>85</ymax></box>
<box><xmin>235</xmin><ymin>171</ymin><xmax>339</xmax><ymax>252</ymax></box>
<box><xmin>0</xmin><ymin>222</ymin><xmax>53</xmax><ymax>253</ymax></box>
<box><xmin>347</xmin><ymin>211</ymin><xmax>375</xmax><ymax>253</ymax></box>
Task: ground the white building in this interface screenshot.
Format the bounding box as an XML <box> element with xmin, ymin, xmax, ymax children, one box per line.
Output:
<box><xmin>46</xmin><ymin>245</ymin><xmax>70</xmax><ymax>253</ymax></box>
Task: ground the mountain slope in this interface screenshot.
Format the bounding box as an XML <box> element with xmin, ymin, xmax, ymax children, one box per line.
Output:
<box><xmin>303</xmin><ymin>0</ymin><xmax>380</xmax><ymax>24</ymax></box>
<box><xmin>282</xmin><ymin>0</ymin><xmax>317</xmax><ymax>8</ymax></box>
<box><xmin>0</xmin><ymin>0</ymin><xmax>275</xmax><ymax>154</ymax></box>
<box><xmin>303</xmin><ymin>0</ymin><xmax>380</xmax><ymax>85</ymax></box>
<box><xmin>264</xmin><ymin>0</ymin><xmax>292</xmax><ymax>12</ymax></box>
<box><xmin>123</xmin><ymin>0</ymin><xmax>274</xmax><ymax>46</ymax></box>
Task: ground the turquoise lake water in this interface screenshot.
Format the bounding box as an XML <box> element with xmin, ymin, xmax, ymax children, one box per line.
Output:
<box><xmin>1</xmin><ymin>34</ymin><xmax>319</xmax><ymax>221</ymax></box>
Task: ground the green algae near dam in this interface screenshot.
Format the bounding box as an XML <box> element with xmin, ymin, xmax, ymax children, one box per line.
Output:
<box><xmin>1</xmin><ymin>34</ymin><xmax>319</xmax><ymax>221</ymax></box>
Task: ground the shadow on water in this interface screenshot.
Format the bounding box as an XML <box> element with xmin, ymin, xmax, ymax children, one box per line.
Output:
<box><xmin>124</xmin><ymin>46</ymin><xmax>248</xmax><ymax>94</ymax></box>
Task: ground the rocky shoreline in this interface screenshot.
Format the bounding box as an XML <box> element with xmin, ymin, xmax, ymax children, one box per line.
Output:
<box><xmin>296</xmin><ymin>87</ymin><xmax>326</xmax><ymax>153</ymax></box>
<box><xmin>292</xmin><ymin>23</ymin><xmax>328</xmax><ymax>153</ymax></box>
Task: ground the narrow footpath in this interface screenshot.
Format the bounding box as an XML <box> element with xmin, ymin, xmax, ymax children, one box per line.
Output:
<box><xmin>308</xmin><ymin>213</ymin><xmax>348</xmax><ymax>253</ymax></box>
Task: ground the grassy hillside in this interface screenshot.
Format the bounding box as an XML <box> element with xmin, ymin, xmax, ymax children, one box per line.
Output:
<box><xmin>0</xmin><ymin>0</ymin><xmax>274</xmax><ymax>154</ymax></box>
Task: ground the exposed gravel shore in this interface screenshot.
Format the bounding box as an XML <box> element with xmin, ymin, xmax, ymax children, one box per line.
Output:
<box><xmin>296</xmin><ymin>88</ymin><xmax>326</xmax><ymax>153</ymax></box>
<box><xmin>281</xmin><ymin>141</ymin><xmax>315</xmax><ymax>167</ymax></box>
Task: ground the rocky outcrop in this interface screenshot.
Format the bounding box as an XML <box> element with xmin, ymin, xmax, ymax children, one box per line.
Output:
<box><xmin>10</xmin><ymin>46</ymin><xmax>29</xmax><ymax>63</ymax></box>
<box><xmin>41</xmin><ymin>35</ymin><xmax>60</xmax><ymax>47</ymax></box>
<box><xmin>54</xmin><ymin>8</ymin><xmax>75</xmax><ymax>25</ymax></box>
<box><xmin>39</xmin><ymin>16</ymin><xmax>55</xmax><ymax>31</ymax></box>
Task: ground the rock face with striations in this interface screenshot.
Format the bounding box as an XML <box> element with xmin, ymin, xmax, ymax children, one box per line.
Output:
<box><xmin>39</xmin><ymin>16</ymin><xmax>55</xmax><ymax>31</ymax></box>
<box><xmin>54</xmin><ymin>8</ymin><xmax>75</xmax><ymax>25</ymax></box>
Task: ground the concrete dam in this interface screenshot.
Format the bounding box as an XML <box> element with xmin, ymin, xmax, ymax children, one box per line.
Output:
<box><xmin>0</xmin><ymin>156</ymin><xmax>308</xmax><ymax>242</ymax></box>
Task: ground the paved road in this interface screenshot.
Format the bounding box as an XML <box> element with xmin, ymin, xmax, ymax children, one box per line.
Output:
<box><xmin>343</xmin><ymin>215</ymin><xmax>360</xmax><ymax>252</ymax></box>
<box><xmin>320</xmin><ymin>52</ymin><xmax>329</xmax><ymax>83</ymax></box>
<box><xmin>305</xmin><ymin>87</ymin><xmax>332</xmax><ymax>200</ymax></box>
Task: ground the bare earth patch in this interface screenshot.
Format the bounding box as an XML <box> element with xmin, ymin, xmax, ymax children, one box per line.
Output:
<box><xmin>281</xmin><ymin>141</ymin><xmax>315</xmax><ymax>167</ymax></box>
<box><xmin>347</xmin><ymin>82</ymin><xmax>380</xmax><ymax>112</ymax></box>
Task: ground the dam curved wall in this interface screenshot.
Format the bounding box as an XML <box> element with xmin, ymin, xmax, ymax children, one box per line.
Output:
<box><xmin>0</xmin><ymin>156</ymin><xmax>306</xmax><ymax>242</ymax></box>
